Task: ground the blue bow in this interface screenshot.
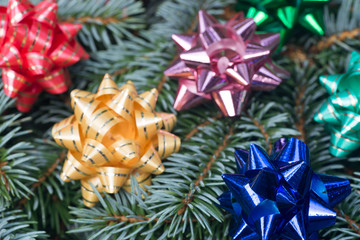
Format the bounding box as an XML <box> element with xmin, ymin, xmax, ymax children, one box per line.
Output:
<box><xmin>218</xmin><ymin>137</ymin><xmax>351</xmax><ymax>240</ymax></box>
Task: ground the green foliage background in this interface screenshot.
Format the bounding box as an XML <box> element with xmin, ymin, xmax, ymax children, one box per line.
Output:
<box><xmin>0</xmin><ymin>0</ymin><xmax>360</xmax><ymax>239</ymax></box>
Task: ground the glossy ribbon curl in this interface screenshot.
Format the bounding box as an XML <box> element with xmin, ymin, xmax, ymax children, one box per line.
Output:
<box><xmin>52</xmin><ymin>74</ymin><xmax>181</xmax><ymax>207</ymax></box>
<box><xmin>236</xmin><ymin>0</ymin><xmax>329</xmax><ymax>49</ymax></box>
<box><xmin>0</xmin><ymin>0</ymin><xmax>89</xmax><ymax>112</ymax></box>
<box><xmin>314</xmin><ymin>51</ymin><xmax>360</xmax><ymax>157</ymax></box>
<box><xmin>164</xmin><ymin>10</ymin><xmax>288</xmax><ymax>117</ymax></box>
<box><xmin>218</xmin><ymin>137</ymin><xmax>351</xmax><ymax>240</ymax></box>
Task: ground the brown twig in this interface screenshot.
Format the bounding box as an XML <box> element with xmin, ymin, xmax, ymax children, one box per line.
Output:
<box><xmin>311</xmin><ymin>27</ymin><xmax>360</xmax><ymax>53</ymax></box>
<box><xmin>0</xmin><ymin>161</ymin><xmax>9</xmax><ymax>191</ymax></box>
<box><xmin>0</xmin><ymin>161</ymin><xmax>8</xmax><ymax>168</ymax></box>
<box><xmin>112</xmin><ymin>68</ymin><xmax>130</xmax><ymax>77</ymax></box>
<box><xmin>283</xmin><ymin>45</ymin><xmax>311</xmax><ymax>63</ymax></box>
<box><xmin>248</xmin><ymin>114</ymin><xmax>272</xmax><ymax>154</ymax></box>
<box><xmin>295</xmin><ymin>84</ymin><xmax>306</xmax><ymax>141</ymax></box>
<box><xmin>107</xmin><ymin>214</ymin><xmax>200</xmax><ymax>225</ymax></box>
<box><xmin>284</xmin><ymin>26</ymin><xmax>360</xmax><ymax>61</ymax></box>
<box><xmin>177</xmin><ymin>127</ymin><xmax>233</xmax><ymax>215</ymax></box>
<box><xmin>184</xmin><ymin>114</ymin><xmax>223</xmax><ymax>141</ymax></box>
<box><xmin>335</xmin><ymin>208</ymin><xmax>360</xmax><ymax>235</ymax></box>
<box><xmin>33</xmin><ymin>152</ymin><xmax>66</xmax><ymax>188</ymax></box>
<box><xmin>223</xmin><ymin>6</ymin><xmax>237</xmax><ymax>20</ymax></box>
<box><xmin>108</xmin><ymin>215</ymin><xmax>151</xmax><ymax>224</ymax></box>
<box><xmin>64</xmin><ymin>15</ymin><xmax>128</xmax><ymax>25</ymax></box>
<box><xmin>18</xmin><ymin>152</ymin><xmax>66</xmax><ymax>206</ymax></box>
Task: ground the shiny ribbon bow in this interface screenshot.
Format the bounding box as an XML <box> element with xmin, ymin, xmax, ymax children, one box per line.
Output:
<box><xmin>0</xmin><ymin>0</ymin><xmax>88</xmax><ymax>112</ymax></box>
<box><xmin>314</xmin><ymin>51</ymin><xmax>360</xmax><ymax>157</ymax></box>
<box><xmin>164</xmin><ymin>10</ymin><xmax>288</xmax><ymax>117</ymax></box>
<box><xmin>52</xmin><ymin>74</ymin><xmax>181</xmax><ymax>207</ymax></box>
<box><xmin>236</xmin><ymin>0</ymin><xmax>329</xmax><ymax>48</ymax></box>
<box><xmin>218</xmin><ymin>137</ymin><xmax>351</xmax><ymax>240</ymax></box>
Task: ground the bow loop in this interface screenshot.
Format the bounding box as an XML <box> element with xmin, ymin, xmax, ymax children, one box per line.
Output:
<box><xmin>36</xmin><ymin>68</ymin><xmax>68</xmax><ymax>94</ymax></box>
<box><xmin>7</xmin><ymin>0</ymin><xmax>33</xmax><ymax>25</ymax></box>
<box><xmin>25</xmin><ymin>22</ymin><xmax>53</xmax><ymax>53</ymax></box>
<box><xmin>16</xmin><ymin>83</ymin><xmax>42</xmax><ymax>112</ymax></box>
<box><xmin>7</xmin><ymin>24</ymin><xmax>29</xmax><ymax>50</ymax></box>
<box><xmin>277</xmin><ymin>6</ymin><xmax>298</xmax><ymax>29</ymax></box>
<box><xmin>58</xmin><ymin>22</ymin><xmax>82</xmax><ymax>41</ymax></box>
<box><xmin>2</xmin><ymin>68</ymin><xmax>30</xmax><ymax>97</ymax></box>
<box><xmin>0</xmin><ymin>7</ymin><xmax>8</xmax><ymax>46</ymax></box>
<box><xmin>97</xmin><ymin>166</ymin><xmax>131</xmax><ymax>194</ymax></box>
<box><xmin>49</xmin><ymin>41</ymin><xmax>77</xmax><ymax>67</ymax></box>
<box><xmin>25</xmin><ymin>52</ymin><xmax>53</xmax><ymax>75</ymax></box>
<box><xmin>53</xmin><ymin>119</ymin><xmax>83</xmax><ymax>153</ymax></box>
<box><xmin>0</xmin><ymin>43</ymin><xmax>23</xmax><ymax>69</ymax></box>
<box><xmin>33</xmin><ymin>1</ymin><xmax>57</xmax><ymax>28</ymax></box>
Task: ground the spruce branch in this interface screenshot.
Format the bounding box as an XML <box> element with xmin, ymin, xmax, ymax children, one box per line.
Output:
<box><xmin>177</xmin><ymin>126</ymin><xmax>234</xmax><ymax>215</ymax></box>
<box><xmin>294</xmin><ymin>83</ymin><xmax>307</xmax><ymax>141</ymax></box>
<box><xmin>18</xmin><ymin>151</ymin><xmax>66</xmax><ymax>206</ymax></box>
<box><xmin>322</xmin><ymin>191</ymin><xmax>360</xmax><ymax>239</ymax></box>
<box><xmin>79</xmin><ymin>0</ymin><xmax>237</xmax><ymax>113</ymax></box>
<box><xmin>0</xmin><ymin>88</ymin><xmax>38</xmax><ymax>207</ymax></box>
<box><xmin>21</xmin><ymin>140</ymin><xmax>80</xmax><ymax>237</ymax></box>
<box><xmin>283</xmin><ymin>45</ymin><xmax>310</xmax><ymax>63</ymax></box>
<box><xmin>184</xmin><ymin>113</ymin><xmax>223</xmax><ymax>141</ymax></box>
<box><xmin>57</xmin><ymin>0</ymin><xmax>145</xmax><ymax>51</ymax></box>
<box><xmin>144</xmin><ymin>101</ymin><xmax>298</xmax><ymax>239</ymax></box>
<box><xmin>65</xmin><ymin>16</ymin><xmax>130</xmax><ymax>25</ymax></box>
<box><xmin>310</xmin><ymin>27</ymin><xmax>360</xmax><ymax>52</ymax></box>
<box><xmin>33</xmin><ymin>152</ymin><xmax>66</xmax><ymax>188</ymax></box>
<box><xmin>264</xmin><ymin>36</ymin><xmax>360</xmax><ymax>239</ymax></box>
<box><xmin>335</xmin><ymin>208</ymin><xmax>360</xmax><ymax>235</ymax></box>
<box><xmin>0</xmin><ymin>207</ymin><xmax>47</xmax><ymax>239</ymax></box>
<box><xmin>173</xmin><ymin>104</ymin><xmax>224</xmax><ymax>138</ymax></box>
<box><xmin>0</xmin><ymin>0</ymin><xmax>358</xmax><ymax>239</ymax></box>
<box><xmin>246</xmin><ymin>112</ymin><xmax>272</xmax><ymax>154</ymax></box>
<box><xmin>307</xmin><ymin>0</ymin><xmax>360</xmax><ymax>52</ymax></box>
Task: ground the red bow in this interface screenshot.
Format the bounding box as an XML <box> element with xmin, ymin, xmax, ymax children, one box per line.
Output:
<box><xmin>0</xmin><ymin>0</ymin><xmax>89</xmax><ymax>112</ymax></box>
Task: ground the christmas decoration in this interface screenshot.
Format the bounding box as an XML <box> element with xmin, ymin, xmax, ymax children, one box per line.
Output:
<box><xmin>0</xmin><ymin>0</ymin><xmax>88</xmax><ymax>112</ymax></box>
<box><xmin>236</xmin><ymin>0</ymin><xmax>329</xmax><ymax>48</ymax></box>
<box><xmin>164</xmin><ymin>10</ymin><xmax>288</xmax><ymax>117</ymax></box>
<box><xmin>218</xmin><ymin>137</ymin><xmax>351</xmax><ymax>240</ymax></box>
<box><xmin>314</xmin><ymin>51</ymin><xmax>360</xmax><ymax>157</ymax></box>
<box><xmin>52</xmin><ymin>74</ymin><xmax>181</xmax><ymax>207</ymax></box>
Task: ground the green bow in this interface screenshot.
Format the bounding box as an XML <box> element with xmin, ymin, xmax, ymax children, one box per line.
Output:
<box><xmin>314</xmin><ymin>51</ymin><xmax>360</xmax><ymax>157</ymax></box>
<box><xmin>236</xmin><ymin>0</ymin><xmax>329</xmax><ymax>49</ymax></box>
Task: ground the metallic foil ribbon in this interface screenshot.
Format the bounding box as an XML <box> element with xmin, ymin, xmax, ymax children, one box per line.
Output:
<box><xmin>52</xmin><ymin>74</ymin><xmax>181</xmax><ymax>207</ymax></box>
<box><xmin>218</xmin><ymin>137</ymin><xmax>351</xmax><ymax>240</ymax></box>
<box><xmin>0</xmin><ymin>0</ymin><xmax>89</xmax><ymax>112</ymax></box>
<box><xmin>314</xmin><ymin>51</ymin><xmax>360</xmax><ymax>157</ymax></box>
<box><xmin>164</xmin><ymin>10</ymin><xmax>289</xmax><ymax>117</ymax></box>
<box><xmin>236</xmin><ymin>0</ymin><xmax>329</xmax><ymax>48</ymax></box>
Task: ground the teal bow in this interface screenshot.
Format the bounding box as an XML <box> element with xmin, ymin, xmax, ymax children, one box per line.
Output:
<box><xmin>314</xmin><ymin>51</ymin><xmax>360</xmax><ymax>157</ymax></box>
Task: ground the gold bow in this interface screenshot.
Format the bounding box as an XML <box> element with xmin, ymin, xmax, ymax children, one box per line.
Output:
<box><xmin>52</xmin><ymin>74</ymin><xmax>181</xmax><ymax>207</ymax></box>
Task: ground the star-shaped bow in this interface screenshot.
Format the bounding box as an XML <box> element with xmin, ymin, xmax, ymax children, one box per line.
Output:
<box><xmin>314</xmin><ymin>51</ymin><xmax>360</xmax><ymax>157</ymax></box>
<box><xmin>218</xmin><ymin>137</ymin><xmax>351</xmax><ymax>240</ymax></box>
<box><xmin>52</xmin><ymin>74</ymin><xmax>181</xmax><ymax>207</ymax></box>
<box><xmin>0</xmin><ymin>0</ymin><xmax>88</xmax><ymax>112</ymax></box>
<box><xmin>164</xmin><ymin>10</ymin><xmax>288</xmax><ymax>117</ymax></box>
<box><xmin>237</xmin><ymin>0</ymin><xmax>329</xmax><ymax>48</ymax></box>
